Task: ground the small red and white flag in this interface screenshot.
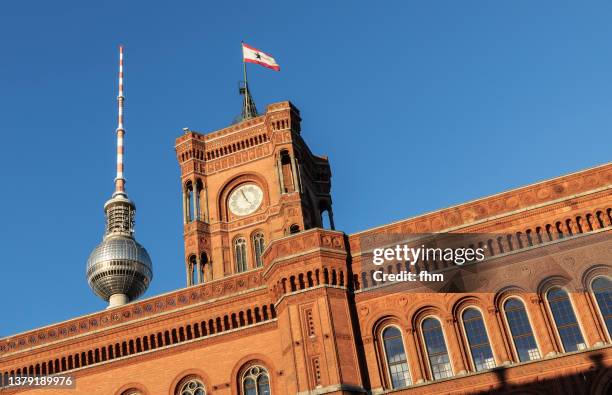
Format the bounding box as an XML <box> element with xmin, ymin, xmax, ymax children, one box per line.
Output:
<box><xmin>242</xmin><ymin>42</ymin><xmax>280</xmax><ymax>71</ymax></box>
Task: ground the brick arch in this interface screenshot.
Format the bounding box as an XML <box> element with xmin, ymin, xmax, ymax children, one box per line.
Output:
<box><xmin>115</xmin><ymin>382</ymin><xmax>150</xmax><ymax>395</ymax></box>
<box><xmin>493</xmin><ymin>285</ymin><xmax>529</xmax><ymax>309</ymax></box>
<box><xmin>581</xmin><ymin>264</ymin><xmax>612</xmax><ymax>290</ymax></box>
<box><xmin>167</xmin><ymin>368</ymin><xmax>211</xmax><ymax>395</ymax></box>
<box><xmin>536</xmin><ymin>274</ymin><xmax>575</xmax><ymax>295</ymax></box>
<box><xmin>451</xmin><ymin>295</ymin><xmax>488</xmax><ymax>319</ymax></box>
<box><xmin>364</xmin><ymin>310</ymin><xmax>409</xmax><ymax>336</ymax></box>
<box><xmin>408</xmin><ymin>303</ymin><xmax>448</xmax><ymax>328</ymax></box>
<box><xmin>217</xmin><ymin>172</ymin><xmax>270</xmax><ymax>222</ymax></box>
<box><xmin>370</xmin><ymin>314</ymin><xmax>409</xmax><ymax>337</ymax></box>
<box><xmin>249</xmin><ymin>228</ymin><xmax>266</xmax><ymax>240</ymax></box>
<box><xmin>230</xmin><ymin>353</ymin><xmax>277</xmax><ymax>395</ymax></box>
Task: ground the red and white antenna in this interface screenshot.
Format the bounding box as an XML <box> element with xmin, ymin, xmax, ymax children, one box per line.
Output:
<box><xmin>87</xmin><ymin>45</ymin><xmax>153</xmax><ymax>309</ymax></box>
<box><xmin>115</xmin><ymin>45</ymin><xmax>126</xmax><ymax>195</ymax></box>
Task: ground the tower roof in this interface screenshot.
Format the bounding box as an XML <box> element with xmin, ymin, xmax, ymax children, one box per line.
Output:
<box><xmin>235</xmin><ymin>81</ymin><xmax>258</xmax><ymax>123</ymax></box>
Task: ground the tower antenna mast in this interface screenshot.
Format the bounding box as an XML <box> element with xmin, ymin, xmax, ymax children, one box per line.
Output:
<box><xmin>86</xmin><ymin>45</ymin><xmax>153</xmax><ymax>309</ymax></box>
<box><xmin>115</xmin><ymin>45</ymin><xmax>126</xmax><ymax>196</ymax></box>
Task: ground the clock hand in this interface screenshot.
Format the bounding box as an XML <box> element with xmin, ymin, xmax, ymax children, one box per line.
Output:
<box><xmin>241</xmin><ymin>190</ymin><xmax>251</xmax><ymax>204</ymax></box>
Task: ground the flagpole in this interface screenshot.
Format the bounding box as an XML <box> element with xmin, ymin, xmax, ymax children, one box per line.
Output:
<box><xmin>242</xmin><ymin>41</ymin><xmax>250</xmax><ymax>117</ymax></box>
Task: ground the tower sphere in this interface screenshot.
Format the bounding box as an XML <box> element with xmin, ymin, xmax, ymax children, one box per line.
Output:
<box><xmin>86</xmin><ymin>231</ymin><xmax>153</xmax><ymax>303</ymax></box>
<box><xmin>86</xmin><ymin>193</ymin><xmax>154</xmax><ymax>307</ymax></box>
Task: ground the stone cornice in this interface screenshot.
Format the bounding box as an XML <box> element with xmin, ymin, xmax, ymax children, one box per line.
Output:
<box><xmin>174</xmin><ymin>101</ymin><xmax>295</xmax><ymax>147</ymax></box>
<box><xmin>261</xmin><ymin>228</ymin><xmax>347</xmax><ymax>278</ymax></box>
<box><xmin>349</xmin><ymin>162</ymin><xmax>612</xmax><ymax>253</ymax></box>
<box><xmin>0</xmin><ymin>269</ymin><xmax>267</xmax><ymax>357</ymax></box>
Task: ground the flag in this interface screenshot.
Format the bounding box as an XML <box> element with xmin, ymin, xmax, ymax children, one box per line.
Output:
<box><xmin>242</xmin><ymin>43</ymin><xmax>280</xmax><ymax>71</ymax></box>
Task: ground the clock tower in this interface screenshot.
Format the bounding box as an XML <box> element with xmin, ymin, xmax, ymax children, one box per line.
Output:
<box><xmin>175</xmin><ymin>101</ymin><xmax>334</xmax><ymax>286</ymax></box>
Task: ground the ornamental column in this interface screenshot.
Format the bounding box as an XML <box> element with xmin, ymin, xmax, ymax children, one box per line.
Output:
<box><xmin>202</xmin><ymin>184</ymin><xmax>209</xmax><ymax>222</ymax></box>
<box><xmin>573</xmin><ymin>289</ymin><xmax>606</xmax><ymax>346</ymax></box>
<box><xmin>195</xmin><ymin>255</ymin><xmax>201</xmax><ymax>284</ymax></box>
<box><xmin>208</xmin><ymin>259</ymin><xmax>213</xmax><ymax>281</ymax></box>
<box><xmin>186</xmin><ymin>260</ymin><xmax>192</xmax><ymax>286</ymax></box>
<box><xmin>443</xmin><ymin>317</ymin><xmax>468</xmax><ymax>375</ymax></box>
<box><xmin>191</xmin><ymin>180</ymin><xmax>198</xmax><ymax>221</ymax></box>
<box><xmin>485</xmin><ymin>306</ymin><xmax>512</xmax><ymax>365</ymax></box>
<box><xmin>182</xmin><ymin>188</ymin><xmax>188</xmax><ymax>224</ymax></box>
<box><xmin>328</xmin><ymin>208</ymin><xmax>336</xmax><ymax>230</ymax></box>
<box><xmin>405</xmin><ymin>326</ymin><xmax>425</xmax><ymax>384</ymax></box>
<box><xmin>290</xmin><ymin>154</ymin><xmax>300</xmax><ymax>192</ymax></box>
<box><xmin>277</xmin><ymin>155</ymin><xmax>285</xmax><ymax>193</ymax></box>
<box><xmin>526</xmin><ymin>294</ymin><xmax>557</xmax><ymax>356</ymax></box>
<box><xmin>363</xmin><ymin>336</ymin><xmax>384</xmax><ymax>389</ymax></box>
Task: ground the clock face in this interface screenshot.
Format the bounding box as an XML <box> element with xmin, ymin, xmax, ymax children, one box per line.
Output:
<box><xmin>228</xmin><ymin>184</ymin><xmax>264</xmax><ymax>216</ymax></box>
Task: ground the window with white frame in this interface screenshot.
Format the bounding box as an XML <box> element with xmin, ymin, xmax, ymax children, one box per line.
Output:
<box><xmin>592</xmin><ymin>277</ymin><xmax>612</xmax><ymax>338</ymax></box>
<box><xmin>462</xmin><ymin>308</ymin><xmax>496</xmax><ymax>371</ymax></box>
<box><xmin>177</xmin><ymin>378</ymin><xmax>205</xmax><ymax>395</ymax></box>
<box><xmin>241</xmin><ymin>365</ymin><xmax>271</xmax><ymax>395</ymax></box>
<box><xmin>253</xmin><ymin>232</ymin><xmax>265</xmax><ymax>268</ymax></box>
<box><xmin>421</xmin><ymin>317</ymin><xmax>453</xmax><ymax>379</ymax></box>
<box><xmin>546</xmin><ymin>287</ymin><xmax>586</xmax><ymax>352</ymax></box>
<box><xmin>381</xmin><ymin>326</ymin><xmax>412</xmax><ymax>388</ymax></box>
<box><xmin>234</xmin><ymin>237</ymin><xmax>248</xmax><ymax>273</ymax></box>
<box><xmin>503</xmin><ymin>298</ymin><xmax>540</xmax><ymax>362</ymax></box>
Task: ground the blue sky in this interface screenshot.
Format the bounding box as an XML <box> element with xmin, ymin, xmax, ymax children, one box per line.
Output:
<box><xmin>0</xmin><ymin>1</ymin><xmax>610</xmax><ymax>336</ymax></box>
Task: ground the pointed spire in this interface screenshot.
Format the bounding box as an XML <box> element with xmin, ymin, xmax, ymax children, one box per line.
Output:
<box><xmin>114</xmin><ymin>45</ymin><xmax>126</xmax><ymax>196</ymax></box>
<box><xmin>240</xmin><ymin>81</ymin><xmax>258</xmax><ymax>120</ymax></box>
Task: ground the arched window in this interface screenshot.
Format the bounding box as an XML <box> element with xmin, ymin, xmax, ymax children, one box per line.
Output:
<box><xmin>279</xmin><ymin>150</ymin><xmax>295</xmax><ymax>193</ymax></box>
<box><xmin>461</xmin><ymin>308</ymin><xmax>495</xmax><ymax>371</ymax></box>
<box><xmin>189</xmin><ymin>255</ymin><xmax>197</xmax><ymax>285</ymax></box>
<box><xmin>253</xmin><ymin>232</ymin><xmax>265</xmax><ymax>268</ymax></box>
<box><xmin>241</xmin><ymin>365</ymin><xmax>271</xmax><ymax>395</ymax></box>
<box><xmin>421</xmin><ymin>317</ymin><xmax>452</xmax><ymax>380</ymax></box>
<box><xmin>319</xmin><ymin>203</ymin><xmax>335</xmax><ymax>230</ymax></box>
<box><xmin>591</xmin><ymin>277</ymin><xmax>612</xmax><ymax>337</ymax></box>
<box><xmin>187</xmin><ymin>181</ymin><xmax>194</xmax><ymax>222</ymax></box>
<box><xmin>177</xmin><ymin>378</ymin><xmax>205</xmax><ymax>395</ymax></box>
<box><xmin>200</xmin><ymin>252</ymin><xmax>209</xmax><ymax>283</ymax></box>
<box><xmin>195</xmin><ymin>179</ymin><xmax>203</xmax><ymax>221</ymax></box>
<box><xmin>234</xmin><ymin>237</ymin><xmax>248</xmax><ymax>273</ymax></box>
<box><xmin>381</xmin><ymin>326</ymin><xmax>411</xmax><ymax>388</ymax></box>
<box><xmin>503</xmin><ymin>298</ymin><xmax>540</xmax><ymax>361</ymax></box>
<box><xmin>546</xmin><ymin>287</ymin><xmax>586</xmax><ymax>352</ymax></box>
<box><xmin>289</xmin><ymin>224</ymin><xmax>300</xmax><ymax>234</ymax></box>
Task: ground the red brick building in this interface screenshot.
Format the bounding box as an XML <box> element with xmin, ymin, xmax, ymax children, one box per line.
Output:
<box><xmin>1</xmin><ymin>100</ymin><xmax>611</xmax><ymax>394</ymax></box>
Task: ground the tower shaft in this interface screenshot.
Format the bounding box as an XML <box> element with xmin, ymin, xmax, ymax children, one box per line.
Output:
<box><xmin>115</xmin><ymin>46</ymin><xmax>126</xmax><ymax>195</ymax></box>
